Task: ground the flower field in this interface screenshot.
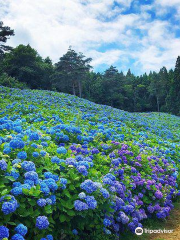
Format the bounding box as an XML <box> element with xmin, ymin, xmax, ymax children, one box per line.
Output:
<box><xmin>0</xmin><ymin>86</ymin><xmax>180</xmax><ymax>240</ymax></box>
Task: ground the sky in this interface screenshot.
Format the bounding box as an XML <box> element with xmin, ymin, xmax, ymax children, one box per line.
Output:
<box><xmin>1</xmin><ymin>0</ymin><xmax>180</xmax><ymax>75</ymax></box>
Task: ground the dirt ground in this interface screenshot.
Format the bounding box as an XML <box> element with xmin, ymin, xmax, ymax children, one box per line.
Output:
<box><xmin>149</xmin><ymin>208</ymin><xmax>180</xmax><ymax>240</ymax></box>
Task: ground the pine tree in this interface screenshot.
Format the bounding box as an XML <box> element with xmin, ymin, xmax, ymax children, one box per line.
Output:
<box><xmin>0</xmin><ymin>21</ymin><xmax>14</xmax><ymax>58</ymax></box>
<box><xmin>171</xmin><ymin>56</ymin><xmax>180</xmax><ymax>114</ymax></box>
<box><xmin>53</xmin><ymin>47</ymin><xmax>92</xmax><ymax>97</ymax></box>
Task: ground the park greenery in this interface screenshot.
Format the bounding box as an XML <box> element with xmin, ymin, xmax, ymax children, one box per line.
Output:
<box><xmin>0</xmin><ymin>21</ymin><xmax>180</xmax><ymax>116</ymax></box>
<box><xmin>0</xmin><ymin>21</ymin><xmax>180</xmax><ymax>240</ymax></box>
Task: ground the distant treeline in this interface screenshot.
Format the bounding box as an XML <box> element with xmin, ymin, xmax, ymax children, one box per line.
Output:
<box><xmin>0</xmin><ymin>21</ymin><xmax>180</xmax><ymax>115</ymax></box>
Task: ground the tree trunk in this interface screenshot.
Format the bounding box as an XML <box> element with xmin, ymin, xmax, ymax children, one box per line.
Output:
<box><xmin>157</xmin><ymin>96</ymin><xmax>160</xmax><ymax>116</ymax></box>
<box><xmin>72</xmin><ymin>82</ymin><xmax>76</xmax><ymax>95</ymax></box>
<box><xmin>78</xmin><ymin>79</ymin><xmax>82</xmax><ymax>98</ymax></box>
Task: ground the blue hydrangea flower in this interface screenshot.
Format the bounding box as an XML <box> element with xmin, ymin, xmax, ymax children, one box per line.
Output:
<box><xmin>12</xmin><ymin>182</ymin><xmax>21</xmax><ymax>188</ymax></box>
<box><xmin>37</xmin><ymin>199</ymin><xmax>46</xmax><ymax>207</ymax></box>
<box><xmin>24</xmin><ymin>171</ymin><xmax>38</xmax><ymax>182</ymax></box>
<box><xmin>15</xmin><ymin>224</ymin><xmax>28</xmax><ymax>236</ymax></box>
<box><xmin>103</xmin><ymin>218</ymin><xmax>111</xmax><ymax>227</ymax></box>
<box><xmin>43</xmin><ymin>179</ymin><xmax>58</xmax><ymax>192</ymax></box>
<box><xmin>3</xmin><ymin>147</ymin><xmax>11</xmax><ymax>154</ymax></box>
<box><xmin>46</xmin><ymin>198</ymin><xmax>52</xmax><ymax>205</ymax></box>
<box><xmin>72</xmin><ymin>229</ymin><xmax>78</xmax><ymax>235</ymax></box>
<box><xmin>57</xmin><ymin>147</ymin><xmax>67</xmax><ymax>154</ymax></box>
<box><xmin>78</xmin><ymin>192</ymin><xmax>86</xmax><ymax>199</ymax></box>
<box><xmin>41</xmin><ymin>142</ymin><xmax>48</xmax><ymax>147</ymax></box>
<box><xmin>85</xmin><ymin>196</ymin><xmax>97</xmax><ymax>209</ymax></box>
<box><xmin>17</xmin><ymin>151</ymin><xmax>27</xmax><ymax>160</ymax></box>
<box><xmin>32</xmin><ymin>152</ymin><xmax>39</xmax><ymax>157</ymax></box>
<box><xmin>12</xmin><ymin>159</ymin><xmax>21</xmax><ymax>165</ymax></box>
<box><xmin>60</xmin><ymin>178</ymin><xmax>67</xmax><ymax>185</ymax></box>
<box><xmin>103</xmin><ymin>228</ymin><xmax>111</xmax><ymax>235</ymax></box>
<box><xmin>40</xmin><ymin>150</ymin><xmax>47</xmax><ymax>156</ymax></box>
<box><xmin>80</xmin><ymin>180</ymin><xmax>98</xmax><ymax>194</ymax></box>
<box><xmin>100</xmin><ymin>188</ymin><xmax>110</xmax><ymax>199</ymax></box>
<box><xmin>77</xmin><ymin>165</ymin><xmax>88</xmax><ymax>176</ymax></box>
<box><xmin>36</xmin><ymin>216</ymin><xmax>49</xmax><ymax>230</ymax></box>
<box><xmin>6</xmin><ymin>169</ymin><xmax>20</xmax><ymax>180</ymax></box>
<box><xmin>40</xmin><ymin>182</ymin><xmax>50</xmax><ymax>195</ymax></box>
<box><xmin>21</xmin><ymin>161</ymin><xmax>36</xmax><ymax>172</ymax></box>
<box><xmin>10</xmin><ymin>139</ymin><xmax>25</xmax><ymax>149</ymax></box>
<box><xmin>11</xmin><ymin>187</ymin><xmax>22</xmax><ymax>196</ymax></box>
<box><xmin>2</xmin><ymin>199</ymin><xmax>18</xmax><ymax>215</ymax></box>
<box><xmin>31</xmin><ymin>143</ymin><xmax>38</xmax><ymax>148</ymax></box>
<box><xmin>0</xmin><ymin>226</ymin><xmax>9</xmax><ymax>239</ymax></box>
<box><xmin>51</xmin><ymin>156</ymin><xmax>60</xmax><ymax>164</ymax></box>
<box><xmin>46</xmin><ymin>234</ymin><xmax>53</xmax><ymax>240</ymax></box>
<box><xmin>0</xmin><ymin>160</ymin><xmax>7</xmax><ymax>171</ymax></box>
<box><xmin>29</xmin><ymin>132</ymin><xmax>40</xmax><ymax>141</ymax></box>
<box><xmin>74</xmin><ymin>200</ymin><xmax>88</xmax><ymax>211</ymax></box>
<box><xmin>49</xmin><ymin>195</ymin><xmax>56</xmax><ymax>204</ymax></box>
<box><xmin>11</xmin><ymin>234</ymin><xmax>25</xmax><ymax>240</ymax></box>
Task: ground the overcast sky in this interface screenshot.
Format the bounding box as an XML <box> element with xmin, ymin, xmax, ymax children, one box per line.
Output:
<box><xmin>1</xmin><ymin>0</ymin><xmax>180</xmax><ymax>75</ymax></box>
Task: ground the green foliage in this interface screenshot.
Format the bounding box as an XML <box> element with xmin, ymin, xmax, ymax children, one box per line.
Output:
<box><xmin>2</xmin><ymin>44</ymin><xmax>54</xmax><ymax>89</ymax></box>
<box><xmin>0</xmin><ymin>73</ymin><xmax>27</xmax><ymax>89</ymax></box>
<box><xmin>1</xmin><ymin>21</ymin><xmax>180</xmax><ymax>116</ymax></box>
<box><xmin>51</xmin><ymin>47</ymin><xmax>92</xmax><ymax>97</ymax></box>
<box><xmin>0</xmin><ymin>21</ymin><xmax>14</xmax><ymax>58</ymax></box>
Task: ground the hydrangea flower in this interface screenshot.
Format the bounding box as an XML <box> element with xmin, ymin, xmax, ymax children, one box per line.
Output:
<box><xmin>78</xmin><ymin>192</ymin><xmax>86</xmax><ymax>199</ymax></box>
<box><xmin>17</xmin><ymin>151</ymin><xmax>27</xmax><ymax>160</ymax></box>
<box><xmin>85</xmin><ymin>196</ymin><xmax>97</xmax><ymax>209</ymax></box>
<box><xmin>3</xmin><ymin>147</ymin><xmax>11</xmax><ymax>154</ymax></box>
<box><xmin>0</xmin><ymin>226</ymin><xmax>9</xmax><ymax>239</ymax></box>
<box><xmin>80</xmin><ymin>180</ymin><xmax>98</xmax><ymax>194</ymax></box>
<box><xmin>46</xmin><ymin>235</ymin><xmax>53</xmax><ymax>240</ymax></box>
<box><xmin>24</xmin><ymin>171</ymin><xmax>38</xmax><ymax>182</ymax></box>
<box><xmin>11</xmin><ymin>234</ymin><xmax>25</xmax><ymax>240</ymax></box>
<box><xmin>36</xmin><ymin>216</ymin><xmax>49</xmax><ymax>230</ymax></box>
<box><xmin>37</xmin><ymin>199</ymin><xmax>46</xmax><ymax>207</ymax></box>
<box><xmin>155</xmin><ymin>190</ymin><xmax>163</xmax><ymax>199</ymax></box>
<box><xmin>57</xmin><ymin>147</ymin><xmax>67</xmax><ymax>154</ymax></box>
<box><xmin>15</xmin><ymin>224</ymin><xmax>28</xmax><ymax>236</ymax></box>
<box><xmin>2</xmin><ymin>200</ymin><xmax>18</xmax><ymax>215</ymax></box>
<box><xmin>29</xmin><ymin>132</ymin><xmax>40</xmax><ymax>141</ymax></box>
<box><xmin>21</xmin><ymin>161</ymin><xmax>36</xmax><ymax>172</ymax></box>
<box><xmin>72</xmin><ymin>229</ymin><xmax>78</xmax><ymax>235</ymax></box>
<box><xmin>40</xmin><ymin>150</ymin><xmax>47</xmax><ymax>156</ymax></box>
<box><xmin>100</xmin><ymin>188</ymin><xmax>110</xmax><ymax>199</ymax></box>
<box><xmin>9</xmin><ymin>139</ymin><xmax>25</xmax><ymax>149</ymax></box>
<box><xmin>32</xmin><ymin>152</ymin><xmax>39</xmax><ymax>157</ymax></box>
<box><xmin>103</xmin><ymin>218</ymin><xmax>111</xmax><ymax>227</ymax></box>
<box><xmin>74</xmin><ymin>200</ymin><xmax>88</xmax><ymax>211</ymax></box>
<box><xmin>0</xmin><ymin>160</ymin><xmax>7</xmax><ymax>171</ymax></box>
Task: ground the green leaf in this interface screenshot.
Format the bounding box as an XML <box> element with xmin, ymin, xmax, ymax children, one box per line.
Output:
<box><xmin>59</xmin><ymin>214</ymin><xmax>66</xmax><ymax>222</ymax></box>
<box><xmin>67</xmin><ymin>210</ymin><xmax>75</xmax><ymax>216</ymax></box>
<box><xmin>8</xmin><ymin>222</ymin><xmax>17</xmax><ymax>226</ymax></box>
<box><xmin>1</xmin><ymin>189</ymin><xmax>9</xmax><ymax>196</ymax></box>
<box><xmin>69</xmin><ymin>184</ymin><xmax>75</xmax><ymax>190</ymax></box>
<box><xmin>22</xmin><ymin>188</ymin><xmax>29</xmax><ymax>195</ymax></box>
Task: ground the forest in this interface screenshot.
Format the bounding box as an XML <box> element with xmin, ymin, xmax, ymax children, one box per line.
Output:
<box><xmin>0</xmin><ymin>21</ymin><xmax>180</xmax><ymax>115</ymax></box>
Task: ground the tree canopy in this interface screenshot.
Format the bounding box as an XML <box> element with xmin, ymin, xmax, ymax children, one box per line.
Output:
<box><xmin>0</xmin><ymin>22</ymin><xmax>180</xmax><ymax>115</ymax></box>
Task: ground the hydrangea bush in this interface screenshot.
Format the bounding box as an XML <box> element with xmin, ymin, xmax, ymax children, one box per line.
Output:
<box><xmin>0</xmin><ymin>86</ymin><xmax>180</xmax><ymax>239</ymax></box>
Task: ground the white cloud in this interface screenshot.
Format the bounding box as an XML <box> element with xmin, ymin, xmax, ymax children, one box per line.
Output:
<box><xmin>90</xmin><ymin>49</ymin><xmax>125</xmax><ymax>66</ymax></box>
<box><xmin>0</xmin><ymin>0</ymin><xmax>180</xmax><ymax>74</ymax></box>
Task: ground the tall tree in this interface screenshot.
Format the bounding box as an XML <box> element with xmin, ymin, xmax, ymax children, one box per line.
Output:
<box><xmin>170</xmin><ymin>56</ymin><xmax>180</xmax><ymax>114</ymax></box>
<box><xmin>53</xmin><ymin>47</ymin><xmax>92</xmax><ymax>97</ymax></box>
<box><xmin>148</xmin><ymin>71</ymin><xmax>162</xmax><ymax>113</ymax></box>
<box><xmin>0</xmin><ymin>21</ymin><xmax>14</xmax><ymax>58</ymax></box>
<box><xmin>2</xmin><ymin>44</ymin><xmax>53</xmax><ymax>89</ymax></box>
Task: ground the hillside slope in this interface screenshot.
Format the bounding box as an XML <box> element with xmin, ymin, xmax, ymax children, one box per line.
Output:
<box><xmin>0</xmin><ymin>86</ymin><xmax>180</xmax><ymax>240</ymax></box>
